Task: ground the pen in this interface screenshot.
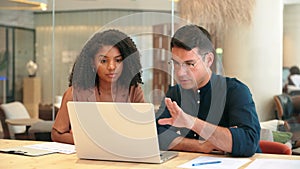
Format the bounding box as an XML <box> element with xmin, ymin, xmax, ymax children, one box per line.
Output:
<box><xmin>192</xmin><ymin>160</ymin><xmax>222</xmax><ymax>166</ymax></box>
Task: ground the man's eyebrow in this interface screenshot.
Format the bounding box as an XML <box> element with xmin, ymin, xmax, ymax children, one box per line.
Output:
<box><xmin>184</xmin><ymin>60</ymin><xmax>196</xmax><ymax>63</ymax></box>
<box><xmin>172</xmin><ymin>58</ymin><xmax>196</xmax><ymax>63</ymax></box>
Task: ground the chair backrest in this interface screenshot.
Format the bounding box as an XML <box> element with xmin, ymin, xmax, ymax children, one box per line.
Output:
<box><xmin>259</xmin><ymin>140</ymin><xmax>292</xmax><ymax>155</ymax></box>
<box><xmin>289</xmin><ymin>90</ymin><xmax>300</xmax><ymax>96</ymax></box>
<box><xmin>291</xmin><ymin>95</ymin><xmax>300</xmax><ymax>114</ymax></box>
<box><xmin>0</xmin><ymin>106</ymin><xmax>10</xmax><ymax>139</ymax></box>
<box><xmin>273</xmin><ymin>94</ymin><xmax>294</xmax><ymax>120</ymax></box>
<box><xmin>0</xmin><ymin>101</ymin><xmax>30</xmax><ymax>138</ymax></box>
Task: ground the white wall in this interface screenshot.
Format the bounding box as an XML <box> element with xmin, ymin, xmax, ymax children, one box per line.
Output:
<box><xmin>223</xmin><ymin>0</ymin><xmax>283</xmax><ymax>121</ymax></box>
<box><xmin>283</xmin><ymin>4</ymin><xmax>300</xmax><ymax>68</ymax></box>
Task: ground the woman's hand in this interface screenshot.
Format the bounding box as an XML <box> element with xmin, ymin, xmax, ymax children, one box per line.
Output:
<box><xmin>158</xmin><ymin>98</ymin><xmax>196</xmax><ymax>129</ymax></box>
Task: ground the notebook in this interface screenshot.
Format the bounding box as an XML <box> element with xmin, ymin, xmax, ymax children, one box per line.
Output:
<box><xmin>67</xmin><ymin>101</ymin><xmax>178</xmax><ymax>163</ymax></box>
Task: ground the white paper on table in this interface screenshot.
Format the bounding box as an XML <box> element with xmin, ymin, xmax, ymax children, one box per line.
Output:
<box><xmin>24</xmin><ymin>142</ymin><xmax>76</xmax><ymax>154</ymax></box>
<box><xmin>177</xmin><ymin>156</ymin><xmax>251</xmax><ymax>169</ymax></box>
<box><xmin>245</xmin><ymin>159</ymin><xmax>300</xmax><ymax>169</ymax></box>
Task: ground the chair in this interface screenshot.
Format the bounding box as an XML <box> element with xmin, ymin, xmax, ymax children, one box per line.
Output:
<box><xmin>0</xmin><ymin>101</ymin><xmax>32</xmax><ymax>139</ymax></box>
<box><xmin>289</xmin><ymin>90</ymin><xmax>300</xmax><ymax>96</ymax></box>
<box><xmin>292</xmin><ymin>95</ymin><xmax>300</xmax><ymax>115</ymax></box>
<box><xmin>273</xmin><ymin>94</ymin><xmax>300</xmax><ymax>131</ymax></box>
<box><xmin>259</xmin><ymin>140</ymin><xmax>292</xmax><ymax>155</ymax></box>
<box><xmin>28</xmin><ymin>120</ymin><xmax>54</xmax><ymax>141</ymax></box>
<box><xmin>273</xmin><ymin>93</ymin><xmax>294</xmax><ymax>120</ymax></box>
<box><xmin>0</xmin><ymin>106</ymin><xmax>10</xmax><ymax>139</ymax></box>
<box><xmin>0</xmin><ymin>101</ymin><xmax>53</xmax><ymax>141</ymax></box>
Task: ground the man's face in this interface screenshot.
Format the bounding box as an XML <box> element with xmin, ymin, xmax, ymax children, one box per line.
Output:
<box><xmin>171</xmin><ymin>47</ymin><xmax>211</xmax><ymax>90</ymax></box>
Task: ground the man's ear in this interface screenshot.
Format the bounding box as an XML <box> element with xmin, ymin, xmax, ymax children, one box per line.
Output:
<box><xmin>204</xmin><ymin>52</ymin><xmax>214</xmax><ymax>67</ymax></box>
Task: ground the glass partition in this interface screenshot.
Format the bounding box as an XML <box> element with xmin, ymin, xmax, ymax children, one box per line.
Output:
<box><xmin>0</xmin><ymin>26</ymin><xmax>35</xmax><ymax>103</ymax></box>
<box><xmin>1</xmin><ymin>0</ymin><xmax>296</xmax><ymax>121</ymax></box>
<box><xmin>0</xmin><ymin>0</ymin><xmax>181</xmax><ymax>119</ymax></box>
<box><xmin>34</xmin><ymin>0</ymin><xmax>182</xmax><ymax>113</ymax></box>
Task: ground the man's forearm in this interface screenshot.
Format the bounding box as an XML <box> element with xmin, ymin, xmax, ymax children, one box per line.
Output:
<box><xmin>192</xmin><ymin>119</ymin><xmax>233</xmax><ymax>153</ymax></box>
<box><xmin>168</xmin><ymin>137</ymin><xmax>217</xmax><ymax>153</ymax></box>
<box><xmin>169</xmin><ymin>137</ymin><xmax>200</xmax><ymax>152</ymax></box>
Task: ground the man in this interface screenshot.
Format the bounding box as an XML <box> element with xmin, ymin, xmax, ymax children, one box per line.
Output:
<box><xmin>156</xmin><ymin>25</ymin><xmax>261</xmax><ymax>157</ymax></box>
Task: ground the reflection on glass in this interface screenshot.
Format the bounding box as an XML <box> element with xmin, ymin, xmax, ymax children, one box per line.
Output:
<box><xmin>36</xmin><ymin>1</ymin><xmax>180</xmax><ymax>106</ymax></box>
<box><xmin>1</xmin><ymin>0</ymin><xmax>299</xmax><ymax>124</ymax></box>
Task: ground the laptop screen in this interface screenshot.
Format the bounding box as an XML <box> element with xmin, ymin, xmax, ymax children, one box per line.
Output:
<box><xmin>67</xmin><ymin>102</ymin><xmax>169</xmax><ymax>163</ymax></box>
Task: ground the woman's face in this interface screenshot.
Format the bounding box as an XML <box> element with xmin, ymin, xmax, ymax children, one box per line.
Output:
<box><xmin>94</xmin><ymin>45</ymin><xmax>123</xmax><ymax>84</ymax></box>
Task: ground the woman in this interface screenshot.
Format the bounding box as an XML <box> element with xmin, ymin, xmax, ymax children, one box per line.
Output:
<box><xmin>51</xmin><ymin>29</ymin><xmax>145</xmax><ymax>144</ymax></box>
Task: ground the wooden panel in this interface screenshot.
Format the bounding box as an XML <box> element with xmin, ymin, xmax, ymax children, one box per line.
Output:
<box><xmin>152</xmin><ymin>24</ymin><xmax>173</xmax><ymax>105</ymax></box>
<box><xmin>23</xmin><ymin>77</ymin><xmax>41</xmax><ymax>119</ymax></box>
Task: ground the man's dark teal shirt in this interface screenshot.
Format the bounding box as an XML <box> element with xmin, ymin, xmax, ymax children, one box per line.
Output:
<box><xmin>156</xmin><ymin>74</ymin><xmax>261</xmax><ymax>157</ymax></box>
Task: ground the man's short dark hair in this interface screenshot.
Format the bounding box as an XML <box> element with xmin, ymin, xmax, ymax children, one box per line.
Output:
<box><xmin>171</xmin><ymin>24</ymin><xmax>214</xmax><ymax>56</ymax></box>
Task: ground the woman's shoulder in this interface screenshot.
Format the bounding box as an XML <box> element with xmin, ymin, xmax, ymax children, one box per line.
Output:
<box><xmin>62</xmin><ymin>86</ymin><xmax>74</xmax><ymax>101</ymax></box>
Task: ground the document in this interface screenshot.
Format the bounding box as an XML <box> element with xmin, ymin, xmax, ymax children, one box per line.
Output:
<box><xmin>24</xmin><ymin>142</ymin><xmax>76</xmax><ymax>154</ymax></box>
<box><xmin>0</xmin><ymin>142</ymin><xmax>76</xmax><ymax>157</ymax></box>
<box><xmin>177</xmin><ymin>156</ymin><xmax>251</xmax><ymax>169</ymax></box>
<box><xmin>245</xmin><ymin>159</ymin><xmax>300</xmax><ymax>169</ymax></box>
<box><xmin>0</xmin><ymin>146</ymin><xmax>55</xmax><ymax>157</ymax></box>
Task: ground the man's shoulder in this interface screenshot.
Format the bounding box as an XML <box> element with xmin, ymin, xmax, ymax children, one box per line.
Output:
<box><xmin>211</xmin><ymin>75</ymin><xmax>251</xmax><ymax>99</ymax></box>
<box><xmin>212</xmin><ymin>74</ymin><xmax>247</xmax><ymax>89</ymax></box>
<box><xmin>221</xmin><ymin>76</ymin><xmax>254</xmax><ymax>103</ymax></box>
<box><xmin>216</xmin><ymin>75</ymin><xmax>255</xmax><ymax>106</ymax></box>
<box><xmin>223</xmin><ymin>76</ymin><xmax>249</xmax><ymax>91</ymax></box>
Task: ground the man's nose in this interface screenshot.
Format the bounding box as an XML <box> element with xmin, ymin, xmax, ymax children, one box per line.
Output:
<box><xmin>176</xmin><ymin>65</ymin><xmax>188</xmax><ymax>76</ymax></box>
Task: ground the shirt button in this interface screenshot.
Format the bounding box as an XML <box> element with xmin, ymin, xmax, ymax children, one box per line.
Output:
<box><xmin>197</xmin><ymin>90</ymin><xmax>200</xmax><ymax>93</ymax></box>
<box><xmin>197</xmin><ymin>100</ymin><xmax>200</xmax><ymax>104</ymax></box>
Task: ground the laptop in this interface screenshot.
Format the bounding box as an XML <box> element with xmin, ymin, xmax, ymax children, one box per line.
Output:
<box><xmin>67</xmin><ymin>101</ymin><xmax>178</xmax><ymax>163</ymax></box>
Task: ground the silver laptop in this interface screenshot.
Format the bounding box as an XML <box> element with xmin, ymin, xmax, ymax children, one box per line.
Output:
<box><xmin>67</xmin><ymin>101</ymin><xmax>178</xmax><ymax>163</ymax></box>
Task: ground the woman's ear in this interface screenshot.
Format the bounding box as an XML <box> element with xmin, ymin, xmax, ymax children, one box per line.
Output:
<box><xmin>204</xmin><ymin>52</ymin><xmax>214</xmax><ymax>67</ymax></box>
<box><xmin>91</xmin><ymin>59</ymin><xmax>97</xmax><ymax>72</ymax></box>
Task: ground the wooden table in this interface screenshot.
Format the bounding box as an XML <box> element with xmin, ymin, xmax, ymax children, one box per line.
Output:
<box><xmin>0</xmin><ymin>139</ymin><xmax>300</xmax><ymax>169</ymax></box>
<box><xmin>5</xmin><ymin>118</ymin><xmax>43</xmax><ymax>126</ymax></box>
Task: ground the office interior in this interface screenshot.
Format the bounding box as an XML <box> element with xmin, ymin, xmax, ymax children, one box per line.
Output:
<box><xmin>0</xmin><ymin>0</ymin><xmax>300</xmax><ymax>147</ymax></box>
